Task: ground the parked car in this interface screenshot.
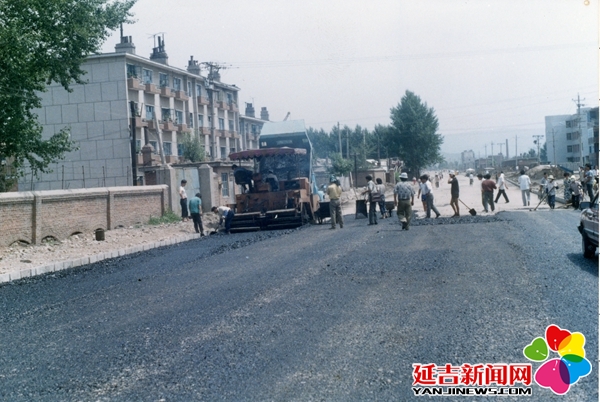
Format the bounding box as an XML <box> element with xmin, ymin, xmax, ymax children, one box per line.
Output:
<box><xmin>578</xmin><ymin>192</ymin><xmax>598</xmax><ymax>259</ymax></box>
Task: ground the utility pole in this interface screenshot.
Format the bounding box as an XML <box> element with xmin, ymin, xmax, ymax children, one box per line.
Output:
<box><xmin>551</xmin><ymin>129</ymin><xmax>556</xmax><ymax>165</ymax></box>
<box><xmin>515</xmin><ymin>136</ymin><xmax>518</xmax><ymax>170</ymax></box>
<box><xmin>572</xmin><ymin>93</ymin><xmax>585</xmax><ymax>165</ymax></box>
<box><xmin>532</xmin><ymin>135</ymin><xmax>544</xmax><ymax>163</ymax></box>
<box><xmin>491</xmin><ymin>142</ymin><xmax>494</xmax><ymax>167</ymax></box>
<box><xmin>497</xmin><ymin>143</ymin><xmax>504</xmax><ymax>156</ymax></box>
<box><xmin>337</xmin><ymin>122</ymin><xmax>342</xmax><ymax>155</ymax></box>
<box><xmin>201</xmin><ymin>62</ymin><xmax>229</xmax><ymax>161</ymax></box>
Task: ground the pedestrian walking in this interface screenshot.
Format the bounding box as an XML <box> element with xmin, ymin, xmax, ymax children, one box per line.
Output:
<box><xmin>518</xmin><ymin>170</ymin><xmax>531</xmax><ymax>206</ymax></box>
<box><xmin>361</xmin><ymin>175</ymin><xmax>378</xmax><ymax>225</ymax></box>
<box><xmin>434</xmin><ymin>174</ymin><xmax>440</xmax><ymax>188</ymax></box>
<box><xmin>545</xmin><ymin>175</ymin><xmax>559</xmax><ymax>209</ymax></box>
<box><xmin>211</xmin><ymin>205</ymin><xmax>235</xmax><ymax>234</ymax></box>
<box><xmin>563</xmin><ymin>173</ymin><xmax>573</xmax><ymax>208</ymax></box>
<box><xmin>477</xmin><ymin>173</ymin><xmax>485</xmax><ymax>211</ymax></box>
<box><xmin>393</xmin><ymin>172</ymin><xmax>415</xmax><ymax>230</ymax></box>
<box><xmin>420</xmin><ymin>175</ymin><xmax>440</xmax><ymax>218</ymax></box>
<box><xmin>494</xmin><ymin>171</ymin><xmax>510</xmax><ymax>203</ymax></box>
<box><xmin>584</xmin><ymin>164</ymin><xmax>595</xmax><ymax>201</ymax></box>
<box><xmin>188</xmin><ymin>193</ymin><xmax>204</xmax><ymax>235</ymax></box>
<box><xmin>417</xmin><ymin>178</ymin><xmax>428</xmax><ymax>212</ymax></box>
<box><xmin>570</xmin><ymin>179</ymin><xmax>582</xmax><ymax>209</ymax></box>
<box><xmin>469</xmin><ymin>173</ymin><xmax>474</xmax><ymax>186</ymax></box>
<box><xmin>326</xmin><ymin>175</ymin><xmax>343</xmax><ymax>229</ymax></box>
<box><xmin>376</xmin><ymin>178</ymin><xmax>387</xmax><ymax>218</ymax></box>
<box><xmin>481</xmin><ymin>174</ymin><xmax>497</xmax><ymax>213</ymax></box>
<box><xmin>179</xmin><ymin>179</ymin><xmax>189</xmax><ymax>222</ymax></box>
<box><xmin>448</xmin><ymin>171</ymin><xmax>460</xmax><ymax>216</ymax></box>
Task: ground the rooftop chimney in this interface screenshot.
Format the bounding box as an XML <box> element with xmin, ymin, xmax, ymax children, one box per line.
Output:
<box><xmin>245</xmin><ymin>103</ymin><xmax>255</xmax><ymax>117</ymax></box>
<box><xmin>260</xmin><ymin>107</ymin><xmax>269</xmax><ymax>121</ymax></box>
<box><xmin>115</xmin><ymin>35</ymin><xmax>136</xmax><ymax>54</ymax></box>
<box><xmin>149</xmin><ymin>35</ymin><xmax>168</xmax><ymax>65</ymax></box>
<box><xmin>187</xmin><ymin>56</ymin><xmax>201</xmax><ymax>75</ymax></box>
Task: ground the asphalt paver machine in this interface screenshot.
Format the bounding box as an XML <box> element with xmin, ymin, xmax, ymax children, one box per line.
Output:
<box><xmin>228</xmin><ymin>120</ymin><xmax>320</xmax><ymax>232</ymax></box>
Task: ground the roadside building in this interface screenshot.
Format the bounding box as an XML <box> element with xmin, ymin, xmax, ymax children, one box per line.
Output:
<box><xmin>545</xmin><ymin>107</ymin><xmax>598</xmax><ymax>167</ymax></box>
<box><xmin>19</xmin><ymin>34</ymin><xmax>242</xmax><ymax>191</ymax></box>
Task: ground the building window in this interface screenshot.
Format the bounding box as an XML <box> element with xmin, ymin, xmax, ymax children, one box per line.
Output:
<box><xmin>142</xmin><ymin>69</ymin><xmax>153</xmax><ymax>84</ymax></box>
<box><xmin>161</xmin><ymin>108</ymin><xmax>171</xmax><ymax>122</ymax></box>
<box><xmin>127</xmin><ymin>64</ymin><xmax>138</xmax><ymax>78</ymax></box>
<box><xmin>567</xmin><ymin>145</ymin><xmax>573</xmax><ymax>153</ymax></box>
<box><xmin>187</xmin><ymin>82</ymin><xmax>192</xmax><ymax>96</ymax></box>
<box><xmin>189</xmin><ymin>113</ymin><xmax>194</xmax><ymax>127</ymax></box>
<box><xmin>227</xmin><ymin>93</ymin><xmax>233</xmax><ymax>105</ymax></box>
<box><xmin>149</xmin><ymin>140</ymin><xmax>158</xmax><ymax>153</ymax></box>
<box><xmin>198</xmin><ymin>114</ymin><xmax>204</xmax><ymax>127</ymax></box>
<box><xmin>196</xmin><ymin>84</ymin><xmax>202</xmax><ymax>97</ymax></box>
<box><xmin>220</xmin><ymin>146</ymin><xmax>226</xmax><ymax>159</ymax></box>
<box><xmin>175</xmin><ymin>110</ymin><xmax>183</xmax><ymax>124</ymax></box>
<box><xmin>567</xmin><ymin>132</ymin><xmax>572</xmax><ymax>140</ymax></box>
<box><xmin>145</xmin><ymin>105</ymin><xmax>155</xmax><ymax>120</ymax></box>
<box><xmin>135</xmin><ymin>139</ymin><xmax>141</xmax><ymax>152</ymax></box>
<box><xmin>159</xmin><ymin>73</ymin><xmax>168</xmax><ymax>88</ymax></box>
<box><xmin>221</xmin><ymin>173</ymin><xmax>229</xmax><ymax>197</ymax></box>
<box><xmin>173</xmin><ymin>77</ymin><xmax>182</xmax><ymax>91</ymax></box>
<box><xmin>218</xmin><ymin>118</ymin><xmax>225</xmax><ymax>130</ymax></box>
<box><xmin>251</xmin><ymin>124</ymin><xmax>257</xmax><ymax>134</ymax></box>
<box><xmin>163</xmin><ymin>142</ymin><xmax>172</xmax><ymax>156</ymax></box>
<box><xmin>229</xmin><ymin>119</ymin><xmax>234</xmax><ymax>131</ymax></box>
<box><xmin>230</xmin><ymin>147</ymin><xmax>236</xmax><ymax>154</ymax></box>
<box><xmin>177</xmin><ymin>143</ymin><xmax>184</xmax><ymax>156</ymax></box>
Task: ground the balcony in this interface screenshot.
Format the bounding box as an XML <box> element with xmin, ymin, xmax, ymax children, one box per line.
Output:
<box><xmin>147</xmin><ymin>120</ymin><xmax>159</xmax><ymax>130</ymax></box>
<box><xmin>174</xmin><ymin>90</ymin><xmax>189</xmax><ymax>101</ymax></box>
<box><xmin>127</xmin><ymin>77</ymin><xmax>143</xmax><ymax>90</ymax></box>
<box><xmin>161</xmin><ymin>120</ymin><xmax>176</xmax><ymax>131</ymax></box>
<box><xmin>134</xmin><ymin>116</ymin><xmax>148</xmax><ymax>127</ymax></box>
<box><xmin>198</xmin><ymin>127</ymin><xmax>211</xmax><ymax>135</ymax></box>
<box><xmin>177</xmin><ymin>123</ymin><xmax>192</xmax><ymax>133</ymax></box>
<box><xmin>197</xmin><ymin>96</ymin><xmax>209</xmax><ymax>106</ymax></box>
<box><xmin>144</xmin><ymin>83</ymin><xmax>160</xmax><ymax>94</ymax></box>
<box><xmin>165</xmin><ymin>155</ymin><xmax>180</xmax><ymax>164</ymax></box>
<box><xmin>160</xmin><ymin>86</ymin><xmax>175</xmax><ymax>98</ymax></box>
<box><xmin>217</xmin><ymin>101</ymin><xmax>229</xmax><ymax>110</ymax></box>
<box><xmin>230</xmin><ymin>102</ymin><xmax>239</xmax><ymax>112</ymax></box>
<box><xmin>230</xmin><ymin>131</ymin><xmax>240</xmax><ymax>139</ymax></box>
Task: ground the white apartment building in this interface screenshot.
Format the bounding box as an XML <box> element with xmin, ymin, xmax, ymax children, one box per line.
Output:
<box><xmin>545</xmin><ymin>107</ymin><xmax>598</xmax><ymax>166</ymax></box>
<box><xmin>20</xmin><ymin>35</ymin><xmax>245</xmax><ymax>191</ymax></box>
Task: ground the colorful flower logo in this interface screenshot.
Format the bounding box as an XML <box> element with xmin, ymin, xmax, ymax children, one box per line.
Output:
<box><xmin>523</xmin><ymin>324</ymin><xmax>592</xmax><ymax>395</ymax></box>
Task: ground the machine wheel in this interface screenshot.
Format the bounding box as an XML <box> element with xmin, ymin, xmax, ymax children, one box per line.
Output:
<box><xmin>582</xmin><ymin>235</ymin><xmax>597</xmax><ymax>259</ymax></box>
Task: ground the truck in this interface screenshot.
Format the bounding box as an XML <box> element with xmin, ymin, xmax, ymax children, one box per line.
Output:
<box><xmin>227</xmin><ymin>120</ymin><xmax>321</xmax><ymax>232</ymax></box>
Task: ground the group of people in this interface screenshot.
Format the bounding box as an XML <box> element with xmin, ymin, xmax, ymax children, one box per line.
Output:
<box><xmin>178</xmin><ymin>179</ymin><xmax>236</xmax><ymax>235</ymax></box>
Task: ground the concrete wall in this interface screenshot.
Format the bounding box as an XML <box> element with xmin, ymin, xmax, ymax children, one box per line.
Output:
<box><xmin>0</xmin><ymin>185</ymin><xmax>167</xmax><ymax>246</ymax></box>
<box><xmin>20</xmin><ymin>54</ymin><xmax>132</xmax><ymax>191</ymax></box>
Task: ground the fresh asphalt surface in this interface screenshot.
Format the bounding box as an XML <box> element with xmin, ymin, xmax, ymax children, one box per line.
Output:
<box><xmin>0</xmin><ymin>209</ymin><xmax>597</xmax><ymax>401</ymax></box>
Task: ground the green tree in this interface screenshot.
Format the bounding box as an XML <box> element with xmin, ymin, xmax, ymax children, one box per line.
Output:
<box><xmin>540</xmin><ymin>142</ymin><xmax>548</xmax><ymax>163</ymax></box>
<box><xmin>181</xmin><ymin>132</ymin><xmax>206</xmax><ymax>162</ymax></box>
<box><xmin>386</xmin><ymin>90</ymin><xmax>444</xmax><ymax>176</ymax></box>
<box><xmin>0</xmin><ymin>0</ymin><xmax>136</xmax><ymax>191</ymax></box>
<box><xmin>328</xmin><ymin>153</ymin><xmax>353</xmax><ymax>177</ymax></box>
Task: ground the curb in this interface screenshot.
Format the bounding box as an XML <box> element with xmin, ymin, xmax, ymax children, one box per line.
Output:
<box><xmin>0</xmin><ymin>233</ymin><xmax>203</xmax><ymax>285</ymax></box>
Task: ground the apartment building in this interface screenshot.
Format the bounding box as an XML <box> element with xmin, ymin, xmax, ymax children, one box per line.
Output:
<box><xmin>20</xmin><ymin>35</ymin><xmax>242</xmax><ymax>191</ymax></box>
<box><xmin>545</xmin><ymin>107</ymin><xmax>598</xmax><ymax>166</ymax></box>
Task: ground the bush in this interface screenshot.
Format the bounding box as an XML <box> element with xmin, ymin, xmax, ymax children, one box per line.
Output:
<box><xmin>148</xmin><ymin>209</ymin><xmax>181</xmax><ymax>225</ymax></box>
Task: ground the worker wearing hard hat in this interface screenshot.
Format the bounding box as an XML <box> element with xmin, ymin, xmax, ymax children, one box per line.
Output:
<box><xmin>326</xmin><ymin>175</ymin><xmax>343</xmax><ymax>229</ymax></box>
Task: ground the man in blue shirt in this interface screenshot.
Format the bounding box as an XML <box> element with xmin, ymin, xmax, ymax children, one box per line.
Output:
<box><xmin>188</xmin><ymin>193</ymin><xmax>204</xmax><ymax>235</ymax></box>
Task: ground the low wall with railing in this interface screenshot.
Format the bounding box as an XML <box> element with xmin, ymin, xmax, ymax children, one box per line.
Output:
<box><xmin>0</xmin><ymin>186</ymin><xmax>168</xmax><ymax>246</ymax></box>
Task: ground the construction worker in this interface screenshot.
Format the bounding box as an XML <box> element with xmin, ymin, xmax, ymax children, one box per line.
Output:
<box><xmin>326</xmin><ymin>175</ymin><xmax>343</xmax><ymax>229</ymax></box>
<box><xmin>211</xmin><ymin>205</ymin><xmax>235</xmax><ymax>234</ymax></box>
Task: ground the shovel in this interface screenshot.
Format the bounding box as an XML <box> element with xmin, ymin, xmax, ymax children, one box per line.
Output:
<box><xmin>458</xmin><ymin>199</ymin><xmax>477</xmax><ymax>216</ymax></box>
<box><xmin>531</xmin><ymin>192</ymin><xmax>547</xmax><ymax>212</ymax></box>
